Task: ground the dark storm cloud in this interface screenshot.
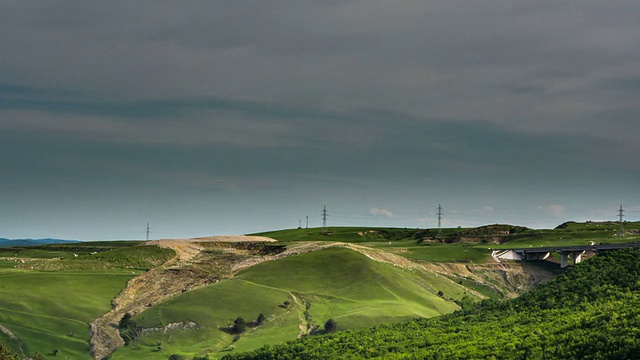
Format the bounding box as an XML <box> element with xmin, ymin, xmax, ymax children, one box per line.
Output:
<box><xmin>1</xmin><ymin>0</ymin><xmax>639</xmax><ymax>238</ymax></box>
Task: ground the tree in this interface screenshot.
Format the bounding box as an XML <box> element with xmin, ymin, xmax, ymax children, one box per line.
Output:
<box><xmin>256</xmin><ymin>313</ymin><xmax>266</xmax><ymax>326</ymax></box>
<box><xmin>233</xmin><ymin>317</ymin><xmax>247</xmax><ymax>334</ymax></box>
<box><xmin>324</xmin><ymin>318</ymin><xmax>337</xmax><ymax>333</ymax></box>
<box><xmin>119</xmin><ymin>312</ymin><xmax>141</xmax><ymax>345</ymax></box>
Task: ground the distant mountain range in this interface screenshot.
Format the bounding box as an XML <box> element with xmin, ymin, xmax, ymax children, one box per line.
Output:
<box><xmin>0</xmin><ymin>238</ymin><xmax>82</xmax><ymax>247</ymax></box>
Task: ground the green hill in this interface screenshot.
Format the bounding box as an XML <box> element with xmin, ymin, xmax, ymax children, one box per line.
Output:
<box><xmin>223</xmin><ymin>248</ymin><xmax>640</xmax><ymax>359</ymax></box>
<box><xmin>110</xmin><ymin>248</ymin><xmax>466</xmax><ymax>359</ymax></box>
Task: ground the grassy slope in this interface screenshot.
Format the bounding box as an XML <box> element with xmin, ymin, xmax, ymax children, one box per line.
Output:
<box><xmin>0</xmin><ymin>241</ymin><xmax>167</xmax><ymax>359</ymax></box>
<box><xmin>111</xmin><ymin>248</ymin><xmax>463</xmax><ymax>359</ymax></box>
<box><xmin>0</xmin><ymin>268</ymin><xmax>136</xmax><ymax>359</ymax></box>
<box><xmin>223</xmin><ymin>248</ymin><xmax>640</xmax><ymax>360</ymax></box>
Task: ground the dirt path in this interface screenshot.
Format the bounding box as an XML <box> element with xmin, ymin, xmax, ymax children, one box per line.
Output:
<box><xmin>0</xmin><ymin>324</ymin><xmax>25</xmax><ymax>358</ymax></box>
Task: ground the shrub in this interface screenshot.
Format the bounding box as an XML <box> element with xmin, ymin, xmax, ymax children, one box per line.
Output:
<box><xmin>256</xmin><ymin>313</ymin><xmax>265</xmax><ymax>326</ymax></box>
<box><xmin>324</xmin><ymin>318</ymin><xmax>337</xmax><ymax>333</ymax></box>
<box><xmin>233</xmin><ymin>317</ymin><xmax>247</xmax><ymax>334</ymax></box>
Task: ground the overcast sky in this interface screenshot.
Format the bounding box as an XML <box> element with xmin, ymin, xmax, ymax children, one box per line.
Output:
<box><xmin>1</xmin><ymin>1</ymin><xmax>639</xmax><ymax>240</ymax></box>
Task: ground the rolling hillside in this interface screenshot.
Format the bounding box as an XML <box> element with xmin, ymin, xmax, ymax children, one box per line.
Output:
<box><xmin>110</xmin><ymin>248</ymin><xmax>464</xmax><ymax>359</ymax></box>
<box><xmin>0</xmin><ymin>221</ymin><xmax>638</xmax><ymax>359</ymax></box>
<box><xmin>223</xmin><ymin>248</ymin><xmax>640</xmax><ymax>359</ymax></box>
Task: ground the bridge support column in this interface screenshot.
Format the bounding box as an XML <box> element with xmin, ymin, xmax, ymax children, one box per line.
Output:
<box><xmin>560</xmin><ymin>253</ymin><xmax>569</xmax><ymax>268</ymax></box>
<box><xmin>560</xmin><ymin>251</ymin><xmax>585</xmax><ymax>268</ymax></box>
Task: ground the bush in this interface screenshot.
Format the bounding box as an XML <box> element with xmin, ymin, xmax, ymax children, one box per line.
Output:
<box><xmin>233</xmin><ymin>317</ymin><xmax>247</xmax><ymax>334</ymax></box>
<box><xmin>256</xmin><ymin>313</ymin><xmax>265</xmax><ymax>326</ymax></box>
<box><xmin>324</xmin><ymin>318</ymin><xmax>337</xmax><ymax>333</ymax></box>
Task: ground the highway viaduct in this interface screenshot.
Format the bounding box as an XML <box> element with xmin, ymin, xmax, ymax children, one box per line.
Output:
<box><xmin>492</xmin><ymin>242</ymin><xmax>640</xmax><ymax>268</ymax></box>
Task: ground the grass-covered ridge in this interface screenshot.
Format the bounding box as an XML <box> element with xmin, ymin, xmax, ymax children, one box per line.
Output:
<box><xmin>255</xmin><ymin>222</ymin><xmax>640</xmax><ymax>264</ymax></box>
<box><xmin>111</xmin><ymin>248</ymin><xmax>465</xmax><ymax>359</ymax></box>
<box><xmin>223</xmin><ymin>248</ymin><xmax>640</xmax><ymax>359</ymax></box>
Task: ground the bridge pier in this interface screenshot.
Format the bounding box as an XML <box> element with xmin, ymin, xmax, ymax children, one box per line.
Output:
<box><xmin>560</xmin><ymin>251</ymin><xmax>585</xmax><ymax>268</ymax></box>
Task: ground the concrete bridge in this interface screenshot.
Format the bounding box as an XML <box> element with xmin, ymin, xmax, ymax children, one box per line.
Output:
<box><xmin>492</xmin><ymin>242</ymin><xmax>640</xmax><ymax>268</ymax></box>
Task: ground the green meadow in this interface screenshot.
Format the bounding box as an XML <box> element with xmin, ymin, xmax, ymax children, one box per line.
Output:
<box><xmin>0</xmin><ymin>242</ymin><xmax>166</xmax><ymax>359</ymax></box>
<box><xmin>0</xmin><ymin>268</ymin><xmax>136</xmax><ymax>359</ymax></box>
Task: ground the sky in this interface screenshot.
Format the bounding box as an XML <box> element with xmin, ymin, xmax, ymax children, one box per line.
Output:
<box><xmin>1</xmin><ymin>1</ymin><xmax>640</xmax><ymax>240</ymax></box>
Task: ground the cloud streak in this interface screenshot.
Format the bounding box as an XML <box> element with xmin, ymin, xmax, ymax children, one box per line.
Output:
<box><xmin>371</xmin><ymin>208</ymin><xmax>394</xmax><ymax>218</ymax></box>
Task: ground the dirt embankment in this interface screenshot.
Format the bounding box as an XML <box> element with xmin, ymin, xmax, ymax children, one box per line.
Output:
<box><xmin>89</xmin><ymin>235</ymin><xmax>278</xmax><ymax>360</ymax></box>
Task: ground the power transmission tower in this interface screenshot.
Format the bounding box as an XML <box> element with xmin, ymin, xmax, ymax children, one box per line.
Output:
<box><xmin>436</xmin><ymin>204</ymin><xmax>444</xmax><ymax>238</ymax></box>
<box><xmin>322</xmin><ymin>206</ymin><xmax>328</xmax><ymax>234</ymax></box>
<box><xmin>146</xmin><ymin>223</ymin><xmax>150</xmax><ymax>241</ymax></box>
<box><xmin>298</xmin><ymin>219</ymin><xmax>302</xmax><ymax>229</ymax></box>
<box><xmin>618</xmin><ymin>205</ymin><xmax>625</xmax><ymax>238</ymax></box>
<box><xmin>306</xmin><ymin>216</ymin><xmax>309</xmax><ymax>229</ymax></box>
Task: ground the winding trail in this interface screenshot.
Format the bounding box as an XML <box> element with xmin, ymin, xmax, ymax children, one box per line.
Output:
<box><xmin>0</xmin><ymin>324</ymin><xmax>25</xmax><ymax>359</ymax></box>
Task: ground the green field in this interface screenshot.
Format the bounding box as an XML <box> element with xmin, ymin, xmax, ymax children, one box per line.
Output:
<box><xmin>111</xmin><ymin>247</ymin><xmax>464</xmax><ymax>359</ymax></box>
<box><xmin>0</xmin><ymin>268</ymin><xmax>137</xmax><ymax>359</ymax></box>
<box><xmin>0</xmin><ymin>241</ymin><xmax>167</xmax><ymax>359</ymax></box>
